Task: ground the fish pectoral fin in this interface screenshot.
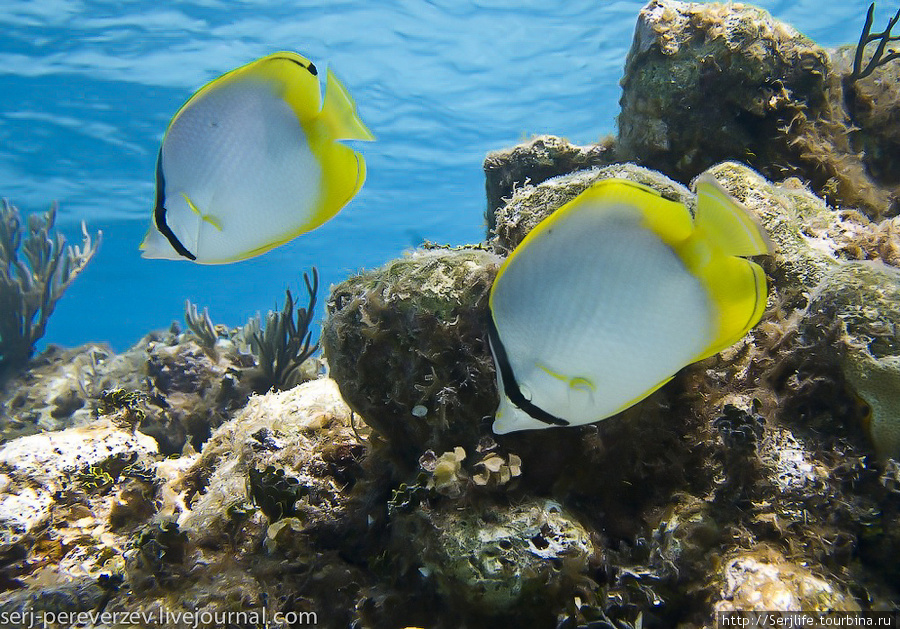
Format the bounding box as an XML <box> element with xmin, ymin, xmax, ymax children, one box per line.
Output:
<box><xmin>568</xmin><ymin>376</ymin><xmax>597</xmax><ymax>394</ymax></box>
<box><xmin>200</xmin><ymin>214</ymin><xmax>222</xmax><ymax>230</ymax></box>
<box><xmin>536</xmin><ymin>363</ymin><xmax>596</xmax><ymax>393</ymax></box>
<box><xmin>181</xmin><ymin>193</ymin><xmax>222</xmax><ymax>231</ymax></box>
<box><xmin>322</xmin><ymin>68</ymin><xmax>375</xmax><ymax>142</ymax></box>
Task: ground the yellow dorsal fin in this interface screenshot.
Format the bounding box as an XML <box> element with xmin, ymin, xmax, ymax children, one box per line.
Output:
<box><xmin>694</xmin><ymin>174</ymin><xmax>773</xmax><ymax>257</ymax></box>
<box><xmin>320</xmin><ymin>68</ymin><xmax>375</xmax><ymax>141</ymax></box>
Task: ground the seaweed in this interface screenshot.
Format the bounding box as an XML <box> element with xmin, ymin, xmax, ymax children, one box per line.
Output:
<box><xmin>183</xmin><ymin>299</ymin><xmax>219</xmax><ymax>349</ymax></box>
<box><xmin>0</xmin><ymin>199</ymin><xmax>100</xmax><ymax>378</ymax></box>
<box><xmin>244</xmin><ymin>267</ymin><xmax>319</xmax><ymax>392</ymax></box>
<box><xmin>848</xmin><ymin>3</ymin><xmax>900</xmax><ymax>82</ymax></box>
<box><xmin>181</xmin><ymin>268</ymin><xmax>320</xmax><ymax>392</ymax></box>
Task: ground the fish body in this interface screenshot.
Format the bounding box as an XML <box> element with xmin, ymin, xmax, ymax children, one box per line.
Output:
<box><xmin>488</xmin><ymin>176</ymin><xmax>772</xmax><ymax>434</ymax></box>
<box><xmin>141</xmin><ymin>51</ymin><xmax>373</xmax><ymax>264</ymax></box>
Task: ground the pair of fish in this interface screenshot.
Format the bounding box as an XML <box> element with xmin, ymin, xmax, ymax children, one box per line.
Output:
<box><xmin>142</xmin><ymin>52</ymin><xmax>771</xmax><ymax>435</ymax></box>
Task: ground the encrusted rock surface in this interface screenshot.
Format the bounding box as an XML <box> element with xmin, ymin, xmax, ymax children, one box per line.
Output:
<box><xmin>483</xmin><ymin>135</ymin><xmax>615</xmax><ymax>233</ymax></box>
<box><xmin>490</xmin><ymin>162</ymin><xmax>693</xmax><ymax>253</ymax></box>
<box><xmin>617</xmin><ymin>0</ymin><xmax>890</xmax><ymax>216</ymax></box>
<box><xmin>323</xmin><ymin>247</ymin><xmax>501</xmax><ymax>458</ymax></box>
<box><xmin>0</xmin><ymin>330</ymin><xmax>256</xmax><ymax>454</ymax></box>
<box><xmin>800</xmin><ymin>261</ymin><xmax>900</xmax><ymax>459</ymax></box>
<box><xmin>391</xmin><ymin>498</ymin><xmax>595</xmax><ymax>616</ymax></box>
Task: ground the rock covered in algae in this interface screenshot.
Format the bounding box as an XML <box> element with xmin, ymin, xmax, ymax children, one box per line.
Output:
<box><xmin>323</xmin><ymin>248</ymin><xmax>501</xmax><ymax>456</ymax></box>
<box><xmin>832</xmin><ymin>45</ymin><xmax>900</xmax><ymax>196</ymax></box>
<box><xmin>0</xmin><ymin>329</ymin><xmax>255</xmax><ymax>453</ymax></box>
<box><xmin>390</xmin><ymin>497</ymin><xmax>595</xmax><ymax>616</ymax></box>
<box><xmin>490</xmin><ymin>162</ymin><xmax>693</xmax><ymax>254</ymax></box>
<box><xmin>618</xmin><ymin>0</ymin><xmax>889</xmax><ymax>216</ymax></box>
<box><xmin>164</xmin><ymin>378</ymin><xmax>366</xmax><ymax>546</ymax></box>
<box><xmin>113</xmin><ymin>378</ymin><xmax>369</xmax><ymax>628</ymax></box>
<box><xmin>483</xmin><ymin>135</ymin><xmax>615</xmax><ymax>233</ymax></box>
<box><xmin>799</xmin><ymin>261</ymin><xmax>900</xmax><ymax>459</ymax></box>
<box><xmin>0</xmin><ymin>418</ymin><xmax>158</xmax><ymax>593</ymax></box>
<box><xmin>714</xmin><ymin>547</ymin><xmax>860</xmax><ymax>612</ymax></box>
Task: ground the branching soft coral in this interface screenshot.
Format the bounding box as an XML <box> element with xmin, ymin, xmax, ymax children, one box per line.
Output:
<box><xmin>0</xmin><ymin>199</ymin><xmax>100</xmax><ymax>377</ymax></box>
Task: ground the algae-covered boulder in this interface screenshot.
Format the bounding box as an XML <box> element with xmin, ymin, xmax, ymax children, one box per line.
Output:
<box><xmin>0</xmin><ymin>419</ymin><xmax>158</xmax><ymax>591</ymax></box>
<box><xmin>483</xmin><ymin>135</ymin><xmax>615</xmax><ymax>234</ymax></box>
<box><xmin>391</xmin><ymin>497</ymin><xmax>594</xmax><ymax>619</ymax></box>
<box><xmin>112</xmin><ymin>378</ymin><xmax>369</xmax><ymax>629</ymax></box>
<box><xmin>172</xmin><ymin>378</ymin><xmax>365</xmax><ymax>546</ymax></box>
<box><xmin>800</xmin><ymin>261</ymin><xmax>900</xmax><ymax>459</ymax></box>
<box><xmin>0</xmin><ymin>330</ymin><xmax>255</xmax><ymax>454</ymax></box>
<box><xmin>490</xmin><ymin>162</ymin><xmax>693</xmax><ymax>254</ymax></box>
<box><xmin>618</xmin><ymin>0</ymin><xmax>888</xmax><ymax>216</ymax></box>
<box><xmin>323</xmin><ymin>248</ymin><xmax>501</xmax><ymax>456</ymax></box>
<box><xmin>714</xmin><ymin>547</ymin><xmax>860</xmax><ymax>613</ymax></box>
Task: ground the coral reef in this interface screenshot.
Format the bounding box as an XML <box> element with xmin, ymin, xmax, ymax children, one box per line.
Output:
<box><xmin>390</xmin><ymin>498</ymin><xmax>595</xmax><ymax>619</ymax></box>
<box><xmin>5</xmin><ymin>2</ymin><xmax>900</xmax><ymax>627</ymax></box>
<box><xmin>0</xmin><ymin>199</ymin><xmax>100</xmax><ymax>379</ymax></box>
<box><xmin>0</xmin><ymin>328</ymin><xmax>254</xmax><ymax>453</ymax></box>
<box><xmin>798</xmin><ymin>261</ymin><xmax>900</xmax><ymax>460</ymax></box>
<box><xmin>0</xmin><ymin>379</ymin><xmax>370</xmax><ymax>629</ymax></box>
<box><xmin>714</xmin><ymin>546</ymin><xmax>860</xmax><ymax>612</ymax></box>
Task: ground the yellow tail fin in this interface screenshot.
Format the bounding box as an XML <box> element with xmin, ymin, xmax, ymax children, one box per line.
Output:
<box><xmin>695</xmin><ymin>254</ymin><xmax>769</xmax><ymax>360</ymax></box>
<box><xmin>321</xmin><ymin>68</ymin><xmax>375</xmax><ymax>141</ymax></box>
<box><xmin>694</xmin><ymin>174</ymin><xmax>773</xmax><ymax>257</ymax></box>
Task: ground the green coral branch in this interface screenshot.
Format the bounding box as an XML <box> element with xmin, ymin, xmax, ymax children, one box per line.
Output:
<box><xmin>849</xmin><ymin>3</ymin><xmax>900</xmax><ymax>82</ymax></box>
<box><xmin>184</xmin><ymin>299</ymin><xmax>219</xmax><ymax>349</ymax></box>
<box><xmin>245</xmin><ymin>267</ymin><xmax>319</xmax><ymax>392</ymax></box>
<box><xmin>0</xmin><ymin>199</ymin><xmax>100</xmax><ymax>377</ymax></box>
<box><xmin>184</xmin><ymin>268</ymin><xmax>321</xmax><ymax>391</ymax></box>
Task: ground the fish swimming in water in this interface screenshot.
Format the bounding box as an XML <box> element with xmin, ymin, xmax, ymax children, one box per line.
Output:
<box><xmin>140</xmin><ymin>51</ymin><xmax>374</xmax><ymax>264</ymax></box>
<box><xmin>488</xmin><ymin>175</ymin><xmax>772</xmax><ymax>434</ymax></box>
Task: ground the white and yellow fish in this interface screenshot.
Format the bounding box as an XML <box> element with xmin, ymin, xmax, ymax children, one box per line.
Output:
<box><xmin>140</xmin><ymin>51</ymin><xmax>374</xmax><ymax>264</ymax></box>
<box><xmin>488</xmin><ymin>175</ymin><xmax>772</xmax><ymax>434</ymax></box>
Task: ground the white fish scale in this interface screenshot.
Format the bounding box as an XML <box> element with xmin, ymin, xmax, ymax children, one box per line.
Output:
<box><xmin>161</xmin><ymin>78</ymin><xmax>322</xmax><ymax>260</ymax></box>
<box><xmin>493</xmin><ymin>203</ymin><xmax>713</xmax><ymax>423</ymax></box>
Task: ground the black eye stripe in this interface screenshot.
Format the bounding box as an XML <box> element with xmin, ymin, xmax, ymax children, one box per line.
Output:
<box><xmin>487</xmin><ymin>312</ymin><xmax>569</xmax><ymax>427</ymax></box>
<box><xmin>153</xmin><ymin>148</ymin><xmax>196</xmax><ymax>261</ymax></box>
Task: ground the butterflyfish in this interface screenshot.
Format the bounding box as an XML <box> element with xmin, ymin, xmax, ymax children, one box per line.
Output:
<box><xmin>488</xmin><ymin>175</ymin><xmax>772</xmax><ymax>434</ymax></box>
<box><xmin>140</xmin><ymin>51</ymin><xmax>374</xmax><ymax>264</ymax></box>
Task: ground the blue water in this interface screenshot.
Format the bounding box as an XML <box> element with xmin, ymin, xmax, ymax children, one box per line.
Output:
<box><xmin>0</xmin><ymin>0</ymin><xmax>881</xmax><ymax>352</ymax></box>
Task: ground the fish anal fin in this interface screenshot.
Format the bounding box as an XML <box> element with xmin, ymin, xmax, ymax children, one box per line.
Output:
<box><xmin>696</xmin><ymin>256</ymin><xmax>768</xmax><ymax>359</ymax></box>
<box><xmin>321</xmin><ymin>68</ymin><xmax>375</xmax><ymax>142</ymax></box>
<box><xmin>694</xmin><ymin>174</ymin><xmax>773</xmax><ymax>257</ymax></box>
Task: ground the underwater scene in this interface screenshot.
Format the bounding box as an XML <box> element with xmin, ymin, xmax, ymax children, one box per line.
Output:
<box><xmin>3</xmin><ymin>0</ymin><xmax>900</xmax><ymax>627</ymax></box>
